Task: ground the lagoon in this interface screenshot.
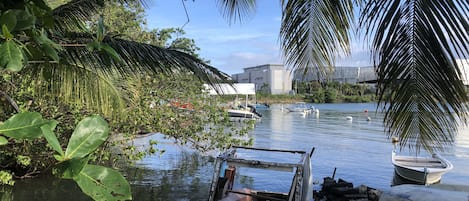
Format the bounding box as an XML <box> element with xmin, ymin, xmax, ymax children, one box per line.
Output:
<box><xmin>7</xmin><ymin>103</ymin><xmax>469</xmax><ymax>200</ymax></box>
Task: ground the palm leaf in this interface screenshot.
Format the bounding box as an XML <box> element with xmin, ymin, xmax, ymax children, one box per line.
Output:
<box><xmin>51</xmin><ymin>0</ymin><xmax>145</xmax><ymax>32</ymax></box>
<box><xmin>280</xmin><ymin>0</ymin><xmax>353</xmax><ymax>81</ymax></box>
<box><xmin>24</xmin><ymin>62</ymin><xmax>126</xmax><ymax>118</ymax></box>
<box><xmin>23</xmin><ymin>31</ymin><xmax>231</xmax><ymax>116</ymax></box>
<box><xmin>216</xmin><ymin>0</ymin><xmax>257</xmax><ymax>24</ymax></box>
<box><xmin>360</xmin><ymin>0</ymin><xmax>469</xmax><ymax>152</ymax></box>
<box><xmin>13</xmin><ymin>0</ymin><xmax>231</xmax><ymax>116</ymax></box>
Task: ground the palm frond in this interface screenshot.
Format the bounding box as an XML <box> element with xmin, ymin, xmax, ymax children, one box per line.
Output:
<box><xmin>360</xmin><ymin>0</ymin><xmax>469</xmax><ymax>152</ymax></box>
<box><xmin>56</xmin><ymin>33</ymin><xmax>230</xmax><ymax>82</ymax></box>
<box><xmin>23</xmin><ymin>32</ymin><xmax>230</xmax><ymax>114</ymax></box>
<box><xmin>51</xmin><ymin>0</ymin><xmax>146</xmax><ymax>33</ymax></box>
<box><xmin>23</xmin><ymin>62</ymin><xmax>126</xmax><ymax>118</ymax></box>
<box><xmin>216</xmin><ymin>0</ymin><xmax>257</xmax><ymax>24</ymax></box>
<box><xmin>280</xmin><ymin>0</ymin><xmax>353</xmax><ymax>80</ymax></box>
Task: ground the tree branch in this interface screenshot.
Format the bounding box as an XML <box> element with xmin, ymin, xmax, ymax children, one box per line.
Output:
<box><xmin>0</xmin><ymin>91</ymin><xmax>20</xmax><ymax>113</ymax></box>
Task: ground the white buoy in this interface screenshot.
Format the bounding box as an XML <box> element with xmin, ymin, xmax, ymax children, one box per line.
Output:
<box><xmin>346</xmin><ymin>116</ymin><xmax>353</xmax><ymax>121</ymax></box>
<box><xmin>366</xmin><ymin>116</ymin><xmax>371</xmax><ymax>121</ymax></box>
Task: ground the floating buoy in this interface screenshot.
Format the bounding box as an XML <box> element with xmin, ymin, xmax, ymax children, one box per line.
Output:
<box><xmin>346</xmin><ymin>116</ymin><xmax>353</xmax><ymax>121</ymax></box>
<box><xmin>364</xmin><ymin>109</ymin><xmax>368</xmax><ymax>113</ymax></box>
<box><xmin>366</xmin><ymin>116</ymin><xmax>371</xmax><ymax>121</ymax></box>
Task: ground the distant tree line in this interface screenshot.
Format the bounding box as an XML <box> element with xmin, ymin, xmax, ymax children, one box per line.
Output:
<box><xmin>294</xmin><ymin>81</ymin><xmax>376</xmax><ymax>103</ymax></box>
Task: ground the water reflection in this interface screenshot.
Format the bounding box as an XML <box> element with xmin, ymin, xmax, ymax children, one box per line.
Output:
<box><xmin>4</xmin><ymin>177</ymin><xmax>91</xmax><ymax>201</ymax></box>
<box><xmin>5</xmin><ymin>144</ymin><xmax>214</xmax><ymax>201</ymax></box>
<box><xmin>125</xmin><ymin>151</ymin><xmax>213</xmax><ymax>201</ymax></box>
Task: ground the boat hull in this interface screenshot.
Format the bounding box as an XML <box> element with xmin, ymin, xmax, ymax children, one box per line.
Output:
<box><xmin>393</xmin><ymin>165</ymin><xmax>445</xmax><ymax>184</ymax></box>
<box><xmin>392</xmin><ymin>151</ymin><xmax>453</xmax><ymax>185</ymax></box>
<box><xmin>227</xmin><ymin>109</ymin><xmax>261</xmax><ymax>120</ymax></box>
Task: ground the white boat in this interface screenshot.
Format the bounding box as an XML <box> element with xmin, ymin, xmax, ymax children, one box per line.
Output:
<box><xmin>208</xmin><ymin>146</ymin><xmax>314</xmax><ymax>201</ymax></box>
<box><xmin>204</xmin><ymin>83</ymin><xmax>262</xmax><ymax>121</ymax></box>
<box><xmin>285</xmin><ymin>102</ymin><xmax>315</xmax><ymax>114</ymax></box>
<box><xmin>392</xmin><ymin>151</ymin><xmax>453</xmax><ymax>185</ymax></box>
<box><xmin>227</xmin><ymin>105</ymin><xmax>262</xmax><ymax>120</ymax></box>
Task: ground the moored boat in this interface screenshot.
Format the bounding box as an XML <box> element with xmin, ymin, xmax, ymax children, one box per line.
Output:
<box><xmin>392</xmin><ymin>151</ymin><xmax>453</xmax><ymax>185</ymax></box>
<box><xmin>285</xmin><ymin>102</ymin><xmax>317</xmax><ymax>115</ymax></box>
<box><xmin>208</xmin><ymin>146</ymin><xmax>314</xmax><ymax>201</ymax></box>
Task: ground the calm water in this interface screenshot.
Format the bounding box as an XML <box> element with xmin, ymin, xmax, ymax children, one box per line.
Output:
<box><xmin>5</xmin><ymin>103</ymin><xmax>469</xmax><ymax>200</ymax></box>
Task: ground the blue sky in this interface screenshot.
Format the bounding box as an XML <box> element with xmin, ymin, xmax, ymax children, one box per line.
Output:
<box><xmin>145</xmin><ymin>1</ymin><xmax>372</xmax><ymax>75</ymax></box>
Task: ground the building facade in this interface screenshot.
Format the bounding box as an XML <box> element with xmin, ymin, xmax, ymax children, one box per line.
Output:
<box><xmin>231</xmin><ymin>64</ymin><xmax>293</xmax><ymax>94</ymax></box>
<box><xmin>293</xmin><ymin>66</ymin><xmax>377</xmax><ymax>83</ymax></box>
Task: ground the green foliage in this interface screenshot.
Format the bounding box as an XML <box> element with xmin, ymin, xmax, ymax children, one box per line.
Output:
<box><xmin>0</xmin><ymin>137</ymin><xmax>7</xmax><ymax>145</ymax></box>
<box><xmin>256</xmin><ymin>94</ymin><xmax>303</xmax><ymax>104</ymax></box>
<box><xmin>297</xmin><ymin>81</ymin><xmax>376</xmax><ymax>103</ymax></box>
<box><xmin>309</xmin><ymin>88</ymin><xmax>325</xmax><ymax>103</ymax></box>
<box><xmin>342</xmin><ymin>95</ymin><xmax>375</xmax><ymax>103</ymax></box>
<box><xmin>41</xmin><ymin>124</ymin><xmax>64</xmax><ymax>157</ymax></box>
<box><xmin>0</xmin><ymin>40</ymin><xmax>24</xmax><ymax>72</ymax></box>
<box><xmin>0</xmin><ymin>112</ymin><xmax>55</xmax><ymax>139</ymax></box>
<box><xmin>0</xmin><ymin>113</ymin><xmax>132</xmax><ymax>200</ymax></box>
<box><xmin>64</xmin><ymin>116</ymin><xmax>109</xmax><ymax>160</ymax></box>
<box><xmin>15</xmin><ymin>155</ymin><xmax>31</xmax><ymax>167</ymax></box>
<box><xmin>325</xmin><ymin>88</ymin><xmax>338</xmax><ymax>103</ymax></box>
<box><xmin>75</xmin><ymin>164</ymin><xmax>131</xmax><ymax>201</ymax></box>
<box><xmin>112</xmin><ymin>73</ymin><xmax>254</xmax><ymax>152</ymax></box>
<box><xmin>0</xmin><ymin>171</ymin><xmax>14</xmax><ymax>185</ymax></box>
<box><xmin>0</xmin><ymin>1</ymin><xmax>239</xmax><ymax>201</ymax></box>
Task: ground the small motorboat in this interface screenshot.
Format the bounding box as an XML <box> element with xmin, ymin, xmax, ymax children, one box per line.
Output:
<box><xmin>227</xmin><ymin>105</ymin><xmax>262</xmax><ymax>121</ymax></box>
<box><xmin>208</xmin><ymin>146</ymin><xmax>314</xmax><ymax>201</ymax></box>
<box><xmin>391</xmin><ymin>151</ymin><xmax>453</xmax><ymax>185</ymax></box>
<box><xmin>285</xmin><ymin>102</ymin><xmax>315</xmax><ymax>115</ymax></box>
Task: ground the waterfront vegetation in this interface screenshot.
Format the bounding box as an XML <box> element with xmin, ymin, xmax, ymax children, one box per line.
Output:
<box><xmin>0</xmin><ymin>1</ymin><xmax>252</xmax><ymax>200</ymax></box>
<box><xmin>255</xmin><ymin>81</ymin><xmax>376</xmax><ymax>104</ymax></box>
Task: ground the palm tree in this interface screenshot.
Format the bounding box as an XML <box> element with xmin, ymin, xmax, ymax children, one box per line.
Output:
<box><xmin>1</xmin><ymin>0</ymin><xmax>230</xmax><ymax>117</ymax></box>
<box><xmin>217</xmin><ymin>0</ymin><xmax>469</xmax><ymax>153</ymax></box>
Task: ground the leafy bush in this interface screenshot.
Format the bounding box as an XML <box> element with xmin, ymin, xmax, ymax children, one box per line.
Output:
<box><xmin>325</xmin><ymin>88</ymin><xmax>338</xmax><ymax>103</ymax></box>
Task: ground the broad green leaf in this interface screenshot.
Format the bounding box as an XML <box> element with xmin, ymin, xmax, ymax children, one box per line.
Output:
<box><xmin>74</xmin><ymin>165</ymin><xmax>131</xmax><ymax>201</ymax></box>
<box><xmin>33</xmin><ymin>29</ymin><xmax>62</xmax><ymax>61</ymax></box>
<box><xmin>0</xmin><ymin>112</ymin><xmax>53</xmax><ymax>139</ymax></box>
<box><xmin>31</xmin><ymin>0</ymin><xmax>52</xmax><ymax>12</ymax></box>
<box><xmin>101</xmin><ymin>44</ymin><xmax>121</xmax><ymax>62</ymax></box>
<box><xmin>0</xmin><ymin>10</ymin><xmax>17</xmax><ymax>33</ymax></box>
<box><xmin>86</xmin><ymin>41</ymin><xmax>101</xmax><ymax>51</ymax></box>
<box><xmin>0</xmin><ymin>136</ymin><xmax>7</xmax><ymax>145</ymax></box>
<box><xmin>42</xmin><ymin>43</ymin><xmax>59</xmax><ymax>61</ymax></box>
<box><xmin>2</xmin><ymin>25</ymin><xmax>13</xmax><ymax>39</ymax></box>
<box><xmin>0</xmin><ymin>40</ymin><xmax>24</xmax><ymax>71</ymax></box>
<box><xmin>12</xmin><ymin>10</ymin><xmax>36</xmax><ymax>31</ymax></box>
<box><xmin>41</xmin><ymin>13</ymin><xmax>55</xmax><ymax>29</ymax></box>
<box><xmin>54</xmin><ymin>157</ymin><xmax>89</xmax><ymax>179</ymax></box>
<box><xmin>41</xmin><ymin>124</ymin><xmax>64</xmax><ymax>156</ymax></box>
<box><xmin>64</xmin><ymin>116</ymin><xmax>109</xmax><ymax>159</ymax></box>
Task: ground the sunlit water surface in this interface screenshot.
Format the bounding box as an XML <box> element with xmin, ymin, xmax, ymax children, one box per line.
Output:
<box><xmin>6</xmin><ymin>103</ymin><xmax>469</xmax><ymax>200</ymax></box>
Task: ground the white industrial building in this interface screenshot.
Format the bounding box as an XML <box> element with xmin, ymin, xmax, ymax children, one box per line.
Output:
<box><xmin>224</xmin><ymin>61</ymin><xmax>469</xmax><ymax>94</ymax></box>
<box><xmin>231</xmin><ymin>64</ymin><xmax>293</xmax><ymax>94</ymax></box>
<box><xmin>293</xmin><ymin>66</ymin><xmax>377</xmax><ymax>83</ymax></box>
